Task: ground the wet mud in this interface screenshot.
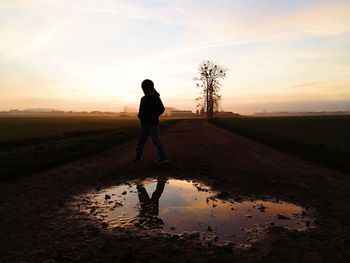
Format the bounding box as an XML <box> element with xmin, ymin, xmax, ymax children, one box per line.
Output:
<box><xmin>1</xmin><ymin>120</ymin><xmax>349</xmax><ymax>263</ymax></box>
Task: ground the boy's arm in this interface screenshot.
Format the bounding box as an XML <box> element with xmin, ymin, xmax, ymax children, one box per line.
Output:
<box><xmin>138</xmin><ymin>98</ymin><xmax>143</xmax><ymax>119</ymax></box>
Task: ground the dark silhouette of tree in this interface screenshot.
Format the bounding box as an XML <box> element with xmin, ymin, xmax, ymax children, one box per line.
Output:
<box><xmin>195</xmin><ymin>60</ymin><xmax>227</xmax><ymax>118</ymax></box>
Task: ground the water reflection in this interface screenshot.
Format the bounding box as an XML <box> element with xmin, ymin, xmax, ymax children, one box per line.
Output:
<box><xmin>78</xmin><ymin>178</ymin><xmax>313</xmax><ymax>243</ymax></box>
<box><xmin>136</xmin><ymin>178</ymin><xmax>167</xmax><ymax>228</ymax></box>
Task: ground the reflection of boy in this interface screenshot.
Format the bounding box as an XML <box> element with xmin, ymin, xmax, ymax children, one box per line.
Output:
<box><xmin>134</xmin><ymin>79</ymin><xmax>169</xmax><ymax>164</ymax></box>
<box><xmin>136</xmin><ymin>178</ymin><xmax>167</xmax><ymax>228</ymax></box>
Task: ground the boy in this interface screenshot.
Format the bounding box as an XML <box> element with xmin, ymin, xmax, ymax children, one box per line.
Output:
<box><xmin>134</xmin><ymin>79</ymin><xmax>169</xmax><ymax>164</ymax></box>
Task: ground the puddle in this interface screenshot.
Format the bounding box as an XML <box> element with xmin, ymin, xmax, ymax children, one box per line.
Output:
<box><xmin>77</xmin><ymin>178</ymin><xmax>313</xmax><ymax>243</ymax></box>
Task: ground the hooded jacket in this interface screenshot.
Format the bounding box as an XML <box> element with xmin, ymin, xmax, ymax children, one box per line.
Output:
<box><xmin>138</xmin><ymin>92</ymin><xmax>165</xmax><ymax>125</ymax></box>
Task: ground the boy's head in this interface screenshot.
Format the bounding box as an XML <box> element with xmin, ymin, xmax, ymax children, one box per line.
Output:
<box><xmin>141</xmin><ymin>79</ymin><xmax>154</xmax><ymax>95</ymax></box>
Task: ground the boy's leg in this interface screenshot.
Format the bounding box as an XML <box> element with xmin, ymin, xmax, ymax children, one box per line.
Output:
<box><xmin>136</xmin><ymin>125</ymin><xmax>148</xmax><ymax>159</ymax></box>
<box><xmin>148</xmin><ymin>125</ymin><xmax>167</xmax><ymax>160</ymax></box>
<box><xmin>136</xmin><ymin>184</ymin><xmax>151</xmax><ymax>210</ymax></box>
<box><xmin>151</xmin><ymin>178</ymin><xmax>166</xmax><ymax>202</ymax></box>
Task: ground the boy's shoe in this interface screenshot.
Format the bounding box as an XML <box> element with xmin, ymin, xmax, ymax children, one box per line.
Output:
<box><xmin>155</xmin><ymin>157</ymin><xmax>170</xmax><ymax>164</ymax></box>
<box><xmin>133</xmin><ymin>158</ymin><xmax>143</xmax><ymax>163</ymax></box>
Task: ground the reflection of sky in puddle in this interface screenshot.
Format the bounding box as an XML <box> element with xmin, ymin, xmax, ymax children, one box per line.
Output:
<box><xmin>81</xmin><ymin>178</ymin><xmax>312</xmax><ymax>243</ymax></box>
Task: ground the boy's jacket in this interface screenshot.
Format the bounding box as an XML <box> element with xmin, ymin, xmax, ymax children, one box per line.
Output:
<box><xmin>138</xmin><ymin>92</ymin><xmax>165</xmax><ymax>125</ymax></box>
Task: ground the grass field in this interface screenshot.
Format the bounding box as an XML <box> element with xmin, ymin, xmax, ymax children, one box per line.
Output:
<box><xmin>0</xmin><ymin>115</ymin><xmax>139</xmax><ymax>141</ymax></box>
<box><xmin>0</xmin><ymin>115</ymin><xmax>180</xmax><ymax>181</ymax></box>
<box><xmin>210</xmin><ymin>115</ymin><xmax>350</xmax><ymax>173</ymax></box>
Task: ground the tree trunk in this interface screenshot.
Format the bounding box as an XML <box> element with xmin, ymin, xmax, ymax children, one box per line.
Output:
<box><xmin>206</xmin><ymin>82</ymin><xmax>210</xmax><ymax>119</ymax></box>
<box><xmin>207</xmin><ymin>84</ymin><xmax>213</xmax><ymax>119</ymax></box>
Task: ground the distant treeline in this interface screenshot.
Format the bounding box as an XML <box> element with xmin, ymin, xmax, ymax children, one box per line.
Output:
<box><xmin>0</xmin><ymin>109</ymin><xmax>120</xmax><ymax>116</ymax></box>
<box><xmin>253</xmin><ymin>111</ymin><xmax>350</xmax><ymax>116</ymax></box>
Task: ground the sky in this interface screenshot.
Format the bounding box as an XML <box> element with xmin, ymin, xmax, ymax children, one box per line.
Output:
<box><xmin>1</xmin><ymin>0</ymin><xmax>350</xmax><ymax>114</ymax></box>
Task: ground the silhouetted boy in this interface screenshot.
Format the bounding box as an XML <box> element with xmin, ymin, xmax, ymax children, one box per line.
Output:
<box><xmin>134</xmin><ymin>79</ymin><xmax>169</xmax><ymax>164</ymax></box>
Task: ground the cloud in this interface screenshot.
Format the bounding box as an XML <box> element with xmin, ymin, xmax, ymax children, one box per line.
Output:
<box><xmin>161</xmin><ymin>0</ymin><xmax>350</xmax><ymax>47</ymax></box>
<box><xmin>0</xmin><ymin>0</ymin><xmax>349</xmax><ymax>112</ymax></box>
<box><xmin>288</xmin><ymin>82</ymin><xmax>325</xmax><ymax>89</ymax></box>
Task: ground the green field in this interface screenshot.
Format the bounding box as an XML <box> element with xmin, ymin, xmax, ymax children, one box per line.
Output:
<box><xmin>0</xmin><ymin>115</ymin><xmax>179</xmax><ymax>181</ymax></box>
<box><xmin>210</xmin><ymin>115</ymin><xmax>350</xmax><ymax>173</ymax></box>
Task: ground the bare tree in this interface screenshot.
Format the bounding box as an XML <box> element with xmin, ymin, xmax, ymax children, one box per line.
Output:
<box><xmin>195</xmin><ymin>60</ymin><xmax>227</xmax><ymax>118</ymax></box>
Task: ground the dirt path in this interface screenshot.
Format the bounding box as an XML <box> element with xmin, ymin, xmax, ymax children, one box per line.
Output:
<box><xmin>1</xmin><ymin>119</ymin><xmax>349</xmax><ymax>263</ymax></box>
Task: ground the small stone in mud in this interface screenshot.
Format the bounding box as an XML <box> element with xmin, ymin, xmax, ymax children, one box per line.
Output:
<box><xmin>277</xmin><ymin>214</ymin><xmax>291</xmax><ymax>220</ymax></box>
<box><xmin>207</xmin><ymin>226</ymin><xmax>213</xmax><ymax>231</ymax></box>
<box><xmin>121</xmin><ymin>191</ymin><xmax>127</xmax><ymax>195</ymax></box>
<box><xmin>268</xmin><ymin>226</ymin><xmax>285</xmax><ymax>233</ymax></box>
<box><xmin>134</xmin><ymin>223</ymin><xmax>142</xmax><ymax>228</ymax></box>
<box><xmin>104</xmin><ymin>194</ymin><xmax>111</xmax><ymax>200</ymax></box>
<box><xmin>234</xmin><ymin>196</ymin><xmax>243</xmax><ymax>202</ymax></box>
<box><xmin>188</xmin><ymin>232</ymin><xmax>200</xmax><ymax>239</ymax></box>
<box><xmin>171</xmin><ymin>234</ymin><xmax>180</xmax><ymax>240</ymax></box>
<box><xmin>196</xmin><ymin>186</ymin><xmax>208</xmax><ymax>192</ymax></box>
<box><xmin>170</xmin><ymin>226</ymin><xmax>176</xmax><ymax>230</ymax></box>
<box><xmin>244</xmin><ymin>214</ymin><xmax>252</xmax><ymax>219</ymax></box>
<box><xmin>92</xmin><ymin>227</ymin><xmax>100</xmax><ymax>234</ymax></box>
<box><xmin>181</xmin><ymin>231</ymin><xmax>200</xmax><ymax>240</ymax></box>
<box><xmin>114</xmin><ymin>201</ymin><xmax>123</xmax><ymax>208</ymax></box>
<box><xmin>212</xmin><ymin>204</ymin><xmax>217</xmax><ymax>208</ymax></box>
<box><xmin>255</xmin><ymin>204</ymin><xmax>266</xmax><ymax>212</ymax></box>
<box><xmin>216</xmin><ymin>191</ymin><xmax>230</xmax><ymax>199</ymax></box>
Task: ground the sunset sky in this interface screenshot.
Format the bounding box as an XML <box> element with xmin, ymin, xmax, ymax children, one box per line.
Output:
<box><xmin>1</xmin><ymin>0</ymin><xmax>349</xmax><ymax>113</ymax></box>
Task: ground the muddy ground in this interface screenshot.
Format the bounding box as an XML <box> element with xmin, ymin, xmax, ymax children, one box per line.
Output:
<box><xmin>0</xmin><ymin>119</ymin><xmax>349</xmax><ymax>263</ymax></box>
